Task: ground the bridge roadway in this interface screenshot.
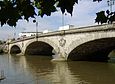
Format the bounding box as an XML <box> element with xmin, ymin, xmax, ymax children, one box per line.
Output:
<box><xmin>5</xmin><ymin>23</ymin><xmax>115</xmax><ymax>61</ymax></box>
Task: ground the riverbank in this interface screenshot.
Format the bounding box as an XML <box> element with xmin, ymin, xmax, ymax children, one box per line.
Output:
<box><xmin>0</xmin><ymin>49</ymin><xmax>3</xmax><ymax>54</ymax></box>
<box><xmin>0</xmin><ymin>45</ymin><xmax>4</xmax><ymax>54</ymax></box>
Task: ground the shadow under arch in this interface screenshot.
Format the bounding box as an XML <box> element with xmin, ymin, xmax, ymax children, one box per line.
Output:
<box><xmin>25</xmin><ymin>41</ymin><xmax>55</xmax><ymax>56</ymax></box>
<box><xmin>10</xmin><ymin>45</ymin><xmax>21</xmax><ymax>54</ymax></box>
<box><xmin>68</xmin><ymin>37</ymin><xmax>115</xmax><ymax>61</ymax></box>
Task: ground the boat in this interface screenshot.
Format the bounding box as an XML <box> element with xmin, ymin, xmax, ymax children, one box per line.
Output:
<box><xmin>0</xmin><ymin>70</ymin><xmax>5</xmax><ymax>81</ymax></box>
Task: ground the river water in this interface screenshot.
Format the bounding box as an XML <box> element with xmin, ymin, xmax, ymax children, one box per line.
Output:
<box><xmin>0</xmin><ymin>54</ymin><xmax>115</xmax><ymax>84</ymax></box>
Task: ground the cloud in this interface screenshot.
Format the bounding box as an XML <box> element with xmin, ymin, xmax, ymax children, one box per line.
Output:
<box><xmin>0</xmin><ymin>25</ymin><xmax>16</xmax><ymax>40</ymax></box>
<box><xmin>65</xmin><ymin>0</ymin><xmax>108</xmax><ymax>27</ymax></box>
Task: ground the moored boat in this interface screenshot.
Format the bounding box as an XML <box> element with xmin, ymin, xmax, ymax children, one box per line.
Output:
<box><xmin>0</xmin><ymin>70</ymin><xmax>5</xmax><ymax>81</ymax></box>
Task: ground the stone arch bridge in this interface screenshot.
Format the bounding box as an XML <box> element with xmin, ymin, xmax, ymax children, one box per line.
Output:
<box><xmin>5</xmin><ymin>24</ymin><xmax>115</xmax><ymax>61</ymax></box>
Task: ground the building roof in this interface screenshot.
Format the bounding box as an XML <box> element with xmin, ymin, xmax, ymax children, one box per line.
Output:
<box><xmin>21</xmin><ymin>32</ymin><xmax>42</xmax><ymax>33</ymax></box>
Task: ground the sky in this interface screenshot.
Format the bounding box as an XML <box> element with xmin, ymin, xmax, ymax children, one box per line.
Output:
<box><xmin>0</xmin><ymin>0</ymin><xmax>115</xmax><ymax>40</ymax></box>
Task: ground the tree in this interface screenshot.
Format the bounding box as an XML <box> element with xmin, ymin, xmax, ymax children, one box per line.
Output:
<box><xmin>0</xmin><ymin>40</ymin><xmax>5</xmax><ymax>44</ymax></box>
<box><xmin>0</xmin><ymin>0</ymin><xmax>102</xmax><ymax>27</ymax></box>
<box><xmin>95</xmin><ymin>11</ymin><xmax>108</xmax><ymax>24</ymax></box>
<box><xmin>95</xmin><ymin>10</ymin><xmax>115</xmax><ymax>24</ymax></box>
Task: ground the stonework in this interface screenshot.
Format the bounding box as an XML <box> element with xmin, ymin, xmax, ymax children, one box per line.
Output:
<box><xmin>6</xmin><ymin>23</ymin><xmax>115</xmax><ymax>61</ymax></box>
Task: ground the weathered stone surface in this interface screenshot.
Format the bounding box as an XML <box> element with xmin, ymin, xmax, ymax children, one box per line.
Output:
<box><xmin>6</xmin><ymin>23</ymin><xmax>115</xmax><ymax>61</ymax></box>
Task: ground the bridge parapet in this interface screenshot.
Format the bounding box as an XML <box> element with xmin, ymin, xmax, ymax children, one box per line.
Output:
<box><xmin>64</xmin><ymin>23</ymin><xmax>115</xmax><ymax>34</ymax></box>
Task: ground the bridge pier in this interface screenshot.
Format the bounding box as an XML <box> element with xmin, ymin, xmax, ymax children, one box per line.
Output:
<box><xmin>16</xmin><ymin>52</ymin><xmax>24</xmax><ymax>56</ymax></box>
<box><xmin>51</xmin><ymin>54</ymin><xmax>67</xmax><ymax>61</ymax></box>
<box><xmin>51</xmin><ymin>48</ymin><xmax>67</xmax><ymax>61</ymax></box>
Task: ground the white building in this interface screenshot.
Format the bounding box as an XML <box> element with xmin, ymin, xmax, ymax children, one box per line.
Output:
<box><xmin>19</xmin><ymin>32</ymin><xmax>42</xmax><ymax>37</ymax></box>
<box><xmin>58</xmin><ymin>25</ymin><xmax>74</xmax><ymax>31</ymax></box>
<box><xmin>43</xmin><ymin>30</ymin><xmax>51</xmax><ymax>33</ymax></box>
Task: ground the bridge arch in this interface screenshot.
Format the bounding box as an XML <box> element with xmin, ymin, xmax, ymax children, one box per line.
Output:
<box><xmin>10</xmin><ymin>44</ymin><xmax>21</xmax><ymax>54</ymax></box>
<box><xmin>24</xmin><ymin>38</ymin><xmax>59</xmax><ymax>57</ymax></box>
<box><xmin>67</xmin><ymin>32</ymin><xmax>115</xmax><ymax>61</ymax></box>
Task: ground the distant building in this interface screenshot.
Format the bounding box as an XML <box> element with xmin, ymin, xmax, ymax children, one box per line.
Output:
<box><xmin>43</xmin><ymin>30</ymin><xmax>51</xmax><ymax>33</ymax></box>
<box><xmin>19</xmin><ymin>32</ymin><xmax>42</xmax><ymax>37</ymax></box>
<box><xmin>58</xmin><ymin>25</ymin><xmax>74</xmax><ymax>31</ymax></box>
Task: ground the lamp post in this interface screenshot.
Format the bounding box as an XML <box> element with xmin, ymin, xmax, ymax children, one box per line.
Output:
<box><xmin>33</xmin><ymin>19</ymin><xmax>38</xmax><ymax>40</ymax></box>
<box><xmin>14</xmin><ymin>28</ymin><xmax>16</xmax><ymax>40</ymax></box>
<box><xmin>62</xmin><ymin>13</ymin><xmax>64</xmax><ymax>26</ymax></box>
<box><xmin>62</xmin><ymin>13</ymin><xmax>67</xmax><ymax>26</ymax></box>
<box><xmin>21</xmin><ymin>28</ymin><xmax>26</xmax><ymax>48</ymax></box>
<box><xmin>36</xmin><ymin>21</ymin><xmax>38</xmax><ymax>38</ymax></box>
<box><xmin>107</xmin><ymin>0</ymin><xmax>115</xmax><ymax>12</ymax></box>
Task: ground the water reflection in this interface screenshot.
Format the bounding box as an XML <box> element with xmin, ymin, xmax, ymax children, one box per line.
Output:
<box><xmin>67</xmin><ymin>61</ymin><xmax>115</xmax><ymax>84</ymax></box>
<box><xmin>0</xmin><ymin>54</ymin><xmax>115</xmax><ymax>84</ymax></box>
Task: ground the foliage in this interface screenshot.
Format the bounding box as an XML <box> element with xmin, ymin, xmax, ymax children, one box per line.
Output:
<box><xmin>0</xmin><ymin>0</ymin><xmax>102</xmax><ymax>27</ymax></box>
<box><xmin>0</xmin><ymin>40</ymin><xmax>5</xmax><ymax>44</ymax></box>
<box><xmin>0</xmin><ymin>0</ymin><xmax>36</xmax><ymax>27</ymax></box>
<box><xmin>95</xmin><ymin>10</ymin><xmax>115</xmax><ymax>24</ymax></box>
